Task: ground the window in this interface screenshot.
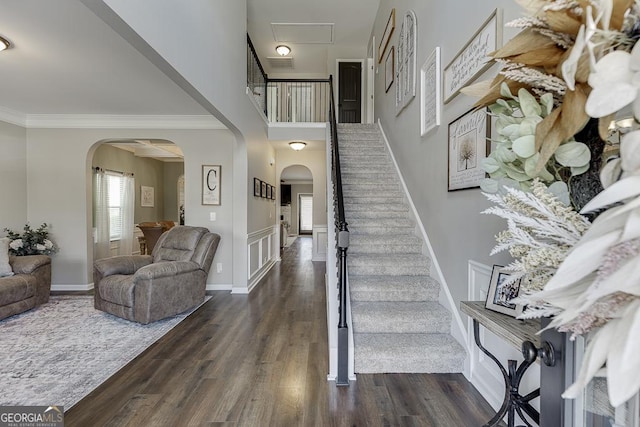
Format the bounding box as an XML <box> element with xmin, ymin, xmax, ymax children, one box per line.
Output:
<box><xmin>299</xmin><ymin>194</ymin><xmax>313</xmax><ymax>234</ymax></box>
<box><xmin>107</xmin><ymin>173</ymin><xmax>125</xmax><ymax>241</ymax></box>
<box><xmin>396</xmin><ymin>10</ymin><xmax>417</xmax><ymax>114</ymax></box>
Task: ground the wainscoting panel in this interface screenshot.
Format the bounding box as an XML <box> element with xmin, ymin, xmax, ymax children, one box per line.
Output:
<box><xmin>244</xmin><ymin>225</ymin><xmax>279</xmax><ymax>293</ymax></box>
<box><xmin>312</xmin><ymin>225</ymin><xmax>328</xmax><ymax>261</ymax></box>
<box><xmin>467</xmin><ymin>260</ymin><xmax>540</xmax><ymax>424</ymax></box>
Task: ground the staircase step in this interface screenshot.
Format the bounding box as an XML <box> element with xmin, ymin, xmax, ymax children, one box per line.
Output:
<box><xmin>349</xmin><ymin>233</ymin><xmax>421</xmax><ymax>247</ymax></box>
<box><xmin>348</xmin><ymin>240</ymin><xmax>423</xmax><ymax>255</ymax></box>
<box><xmin>348</xmin><ymin>254</ymin><xmax>429</xmax><ymax>276</ymax></box>
<box><xmin>348</xmin><ymin>216</ymin><xmax>413</xmax><ymax>227</ymax></box>
<box><xmin>347</xmin><ymin>225</ymin><xmax>415</xmax><ymax>236</ymax></box>
<box><xmin>353</xmin><ymin>333</ymin><xmax>466</xmax><ymax>373</ymax></box>
<box><xmin>343</xmin><ymin>182</ymin><xmax>400</xmax><ymax>192</ymax></box>
<box><xmin>345</xmin><ymin>210</ymin><xmax>410</xmax><ymax>220</ymax></box>
<box><xmin>344</xmin><ymin>196</ymin><xmax>405</xmax><ymax>205</ymax></box>
<box><xmin>352</xmin><ymin>301</ymin><xmax>450</xmax><ymax>334</ymax></box>
<box><xmin>349</xmin><ymin>275</ymin><xmax>440</xmax><ymax>302</ymax></box>
<box><xmin>340</xmin><ymin>154</ymin><xmax>389</xmax><ymax>162</ymax></box>
<box><xmin>345</xmin><ymin>203</ymin><xmax>408</xmax><ymax>212</ymax></box>
<box><xmin>343</xmin><ymin>189</ymin><xmax>404</xmax><ymax>199</ymax></box>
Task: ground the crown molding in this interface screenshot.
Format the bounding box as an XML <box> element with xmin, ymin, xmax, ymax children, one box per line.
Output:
<box><xmin>0</xmin><ymin>106</ymin><xmax>27</xmax><ymax>127</ymax></box>
<box><xmin>0</xmin><ymin>109</ymin><xmax>227</xmax><ymax>130</ymax></box>
<box><xmin>24</xmin><ymin>114</ymin><xmax>227</xmax><ymax>129</ymax></box>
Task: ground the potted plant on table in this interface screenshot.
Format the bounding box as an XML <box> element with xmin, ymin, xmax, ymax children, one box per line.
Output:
<box><xmin>4</xmin><ymin>223</ymin><xmax>59</xmax><ymax>256</ymax></box>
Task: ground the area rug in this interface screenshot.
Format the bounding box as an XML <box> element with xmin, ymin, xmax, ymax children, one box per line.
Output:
<box><xmin>0</xmin><ymin>295</ymin><xmax>209</xmax><ymax>410</ymax></box>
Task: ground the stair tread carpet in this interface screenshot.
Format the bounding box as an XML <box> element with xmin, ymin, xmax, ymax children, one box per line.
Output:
<box><xmin>351</xmin><ymin>301</ymin><xmax>450</xmax><ymax>334</ymax></box>
<box><xmin>353</xmin><ymin>333</ymin><xmax>466</xmax><ymax>373</ymax></box>
<box><xmin>349</xmin><ymin>275</ymin><xmax>439</xmax><ymax>301</ymax></box>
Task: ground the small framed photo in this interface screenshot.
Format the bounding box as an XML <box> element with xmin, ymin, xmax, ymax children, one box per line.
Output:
<box><xmin>140</xmin><ymin>185</ymin><xmax>154</xmax><ymax>207</ymax></box>
<box><xmin>485</xmin><ymin>265</ymin><xmax>523</xmax><ymax>317</ymax></box>
<box><xmin>261</xmin><ymin>181</ymin><xmax>267</xmax><ymax>198</ymax></box>
<box><xmin>266</xmin><ymin>184</ymin><xmax>272</xmax><ymax>199</ymax></box>
<box><xmin>271</xmin><ymin>186</ymin><xmax>276</xmax><ymax>200</ymax></box>
<box><xmin>254</xmin><ymin>178</ymin><xmax>261</xmax><ymax>197</ymax></box>
<box><xmin>202</xmin><ymin>165</ymin><xmax>221</xmax><ymax>205</ymax></box>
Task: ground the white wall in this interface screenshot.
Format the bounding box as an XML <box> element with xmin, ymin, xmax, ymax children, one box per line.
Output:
<box><xmin>26</xmin><ymin>127</ymin><xmax>235</xmax><ymax>290</ymax></box>
<box><xmin>371</xmin><ymin>0</ymin><xmax>521</xmax><ymax>330</ymax></box>
<box><xmin>82</xmin><ymin>0</ymin><xmax>277</xmax><ymax>290</ymax></box>
<box><xmin>0</xmin><ymin>121</ymin><xmax>27</xmax><ymax>233</ymax></box>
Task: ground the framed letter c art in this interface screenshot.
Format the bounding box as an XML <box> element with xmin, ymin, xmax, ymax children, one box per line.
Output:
<box><xmin>202</xmin><ymin>165</ymin><xmax>221</xmax><ymax>205</ymax></box>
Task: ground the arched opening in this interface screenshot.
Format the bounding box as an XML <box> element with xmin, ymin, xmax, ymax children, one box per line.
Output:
<box><xmin>90</xmin><ymin>138</ymin><xmax>184</xmax><ymax>260</ymax></box>
<box><xmin>279</xmin><ymin>164</ymin><xmax>313</xmax><ymax>248</ymax></box>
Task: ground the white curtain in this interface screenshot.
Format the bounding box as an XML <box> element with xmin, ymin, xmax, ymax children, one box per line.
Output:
<box><xmin>117</xmin><ymin>174</ymin><xmax>135</xmax><ymax>256</ymax></box>
<box><xmin>93</xmin><ymin>168</ymin><xmax>111</xmax><ymax>260</ymax></box>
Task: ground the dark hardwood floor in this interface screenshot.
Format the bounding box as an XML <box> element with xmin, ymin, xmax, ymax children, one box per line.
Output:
<box><xmin>66</xmin><ymin>237</ymin><xmax>497</xmax><ymax>426</ymax></box>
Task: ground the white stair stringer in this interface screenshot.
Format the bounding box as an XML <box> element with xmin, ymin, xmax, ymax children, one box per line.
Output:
<box><xmin>338</xmin><ymin>123</ymin><xmax>465</xmax><ymax>374</ymax></box>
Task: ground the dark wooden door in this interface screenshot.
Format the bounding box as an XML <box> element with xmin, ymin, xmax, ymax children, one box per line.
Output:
<box><xmin>339</xmin><ymin>62</ymin><xmax>362</xmax><ymax>123</ymax></box>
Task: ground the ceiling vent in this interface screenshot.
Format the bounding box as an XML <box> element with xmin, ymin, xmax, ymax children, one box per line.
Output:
<box><xmin>267</xmin><ymin>56</ymin><xmax>294</xmax><ymax>69</ymax></box>
<box><xmin>271</xmin><ymin>23</ymin><xmax>334</xmax><ymax>44</ymax></box>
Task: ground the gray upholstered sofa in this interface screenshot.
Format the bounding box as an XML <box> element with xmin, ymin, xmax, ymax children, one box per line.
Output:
<box><xmin>93</xmin><ymin>226</ymin><xmax>220</xmax><ymax>324</ymax></box>
<box><xmin>0</xmin><ymin>255</ymin><xmax>52</xmax><ymax>321</ymax></box>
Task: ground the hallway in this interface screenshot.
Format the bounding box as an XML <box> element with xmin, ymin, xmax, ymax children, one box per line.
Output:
<box><xmin>66</xmin><ymin>237</ymin><xmax>496</xmax><ymax>426</ymax></box>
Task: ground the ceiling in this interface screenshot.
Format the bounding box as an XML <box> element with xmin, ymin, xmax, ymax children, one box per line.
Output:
<box><xmin>247</xmin><ymin>0</ymin><xmax>380</xmax><ymax>76</ymax></box>
<box><xmin>106</xmin><ymin>140</ymin><xmax>184</xmax><ymax>163</ymax></box>
<box><xmin>0</xmin><ymin>1</ymin><xmax>212</xmax><ymax>118</ymax></box>
<box><xmin>0</xmin><ymin>1</ymin><xmax>378</xmax><ymax>123</ymax></box>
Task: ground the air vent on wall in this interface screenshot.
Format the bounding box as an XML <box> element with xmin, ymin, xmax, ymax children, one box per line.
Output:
<box><xmin>267</xmin><ymin>56</ymin><xmax>294</xmax><ymax>69</ymax></box>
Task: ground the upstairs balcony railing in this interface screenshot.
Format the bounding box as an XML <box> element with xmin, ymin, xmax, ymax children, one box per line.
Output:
<box><xmin>247</xmin><ymin>35</ymin><xmax>330</xmax><ymax>124</ymax></box>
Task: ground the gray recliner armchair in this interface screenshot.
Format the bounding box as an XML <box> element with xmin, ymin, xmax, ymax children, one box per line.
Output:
<box><xmin>93</xmin><ymin>226</ymin><xmax>220</xmax><ymax>324</ymax></box>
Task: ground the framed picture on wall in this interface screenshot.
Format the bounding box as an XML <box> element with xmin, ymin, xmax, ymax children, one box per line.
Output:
<box><xmin>385</xmin><ymin>46</ymin><xmax>395</xmax><ymax>93</ymax></box>
<box><xmin>271</xmin><ymin>186</ymin><xmax>276</xmax><ymax>200</ymax></box>
<box><xmin>420</xmin><ymin>47</ymin><xmax>441</xmax><ymax>136</ymax></box>
<box><xmin>261</xmin><ymin>181</ymin><xmax>267</xmax><ymax>198</ymax></box>
<box><xmin>266</xmin><ymin>184</ymin><xmax>272</xmax><ymax>199</ymax></box>
<box><xmin>140</xmin><ymin>185</ymin><xmax>154</xmax><ymax>207</ymax></box>
<box><xmin>254</xmin><ymin>178</ymin><xmax>261</xmax><ymax>197</ymax></box>
<box><xmin>447</xmin><ymin>108</ymin><xmax>490</xmax><ymax>191</ymax></box>
<box><xmin>378</xmin><ymin>8</ymin><xmax>395</xmax><ymax>63</ymax></box>
<box><xmin>485</xmin><ymin>265</ymin><xmax>523</xmax><ymax>317</ymax></box>
<box><xmin>202</xmin><ymin>165</ymin><xmax>221</xmax><ymax>205</ymax></box>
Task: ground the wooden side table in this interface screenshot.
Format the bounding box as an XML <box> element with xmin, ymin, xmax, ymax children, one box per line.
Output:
<box><xmin>461</xmin><ymin>301</ymin><xmax>544</xmax><ymax>427</ymax></box>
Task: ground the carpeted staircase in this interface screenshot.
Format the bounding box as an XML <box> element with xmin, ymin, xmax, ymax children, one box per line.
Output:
<box><xmin>338</xmin><ymin>123</ymin><xmax>466</xmax><ymax>373</ymax></box>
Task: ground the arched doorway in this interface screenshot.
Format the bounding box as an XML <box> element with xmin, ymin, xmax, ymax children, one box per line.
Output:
<box><xmin>90</xmin><ymin>138</ymin><xmax>184</xmax><ymax>260</ymax></box>
<box><xmin>280</xmin><ymin>165</ymin><xmax>313</xmax><ymax>247</ymax></box>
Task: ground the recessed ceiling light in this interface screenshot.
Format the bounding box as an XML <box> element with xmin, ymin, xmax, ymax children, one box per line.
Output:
<box><xmin>275</xmin><ymin>45</ymin><xmax>291</xmax><ymax>56</ymax></box>
<box><xmin>0</xmin><ymin>36</ymin><xmax>11</xmax><ymax>52</ymax></box>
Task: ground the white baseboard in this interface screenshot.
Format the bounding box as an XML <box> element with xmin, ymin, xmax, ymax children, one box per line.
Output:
<box><xmin>51</xmin><ymin>283</ymin><xmax>94</xmax><ymax>292</ymax></box>
<box><xmin>206</xmin><ymin>284</ymin><xmax>232</xmax><ymax>291</ymax></box>
<box><xmin>235</xmin><ymin>258</ymin><xmax>277</xmax><ymax>294</ymax></box>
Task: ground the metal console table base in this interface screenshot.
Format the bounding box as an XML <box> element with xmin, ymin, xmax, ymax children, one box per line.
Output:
<box><xmin>473</xmin><ymin>320</ymin><xmax>540</xmax><ymax>427</ymax></box>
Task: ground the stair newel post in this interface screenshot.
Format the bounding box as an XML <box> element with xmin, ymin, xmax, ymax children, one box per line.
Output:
<box><xmin>337</xmin><ymin>223</ymin><xmax>349</xmax><ymax>386</ymax></box>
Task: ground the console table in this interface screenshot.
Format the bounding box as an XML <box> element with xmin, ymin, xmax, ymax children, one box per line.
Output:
<box><xmin>461</xmin><ymin>301</ymin><xmax>543</xmax><ymax>427</ymax></box>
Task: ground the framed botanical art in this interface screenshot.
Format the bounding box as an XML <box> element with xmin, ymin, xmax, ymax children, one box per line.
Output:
<box><xmin>448</xmin><ymin>108</ymin><xmax>490</xmax><ymax>191</ymax></box>
<box><xmin>443</xmin><ymin>8</ymin><xmax>503</xmax><ymax>103</ymax></box>
<box><xmin>254</xmin><ymin>178</ymin><xmax>261</xmax><ymax>197</ymax></box>
<box><xmin>140</xmin><ymin>186</ymin><xmax>154</xmax><ymax>207</ymax></box>
<box><xmin>261</xmin><ymin>181</ymin><xmax>267</xmax><ymax>198</ymax></box>
<box><xmin>266</xmin><ymin>184</ymin><xmax>272</xmax><ymax>200</ymax></box>
<box><xmin>202</xmin><ymin>165</ymin><xmax>221</xmax><ymax>205</ymax></box>
<box><xmin>378</xmin><ymin>8</ymin><xmax>395</xmax><ymax>63</ymax></box>
<box><xmin>485</xmin><ymin>265</ymin><xmax>524</xmax><ymax>317</ymax></box>
<box><xmin>385</xmin><ymin>46</ymin><xmax>395</xmax><ymax>93</ymax></box>
<box><xmin>420</xmin><ymin>47</ymin><xmax>441</xmax><ymax>136</ymax></box>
